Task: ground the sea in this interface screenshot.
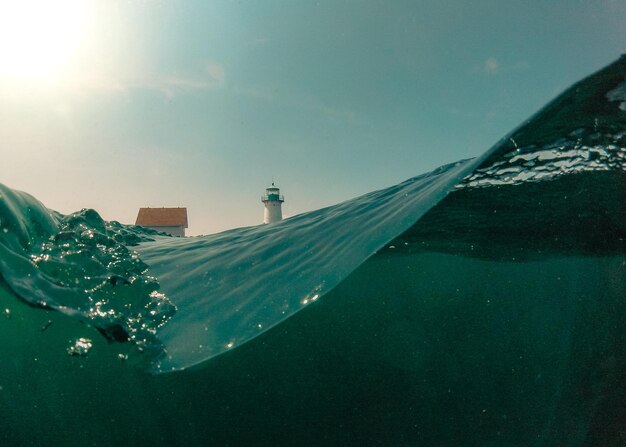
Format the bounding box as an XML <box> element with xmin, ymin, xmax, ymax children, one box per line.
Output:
<box><xmin>1</xmin><ymin>56</ymin><xmax>625</xmax><ymax>446</ymax></box>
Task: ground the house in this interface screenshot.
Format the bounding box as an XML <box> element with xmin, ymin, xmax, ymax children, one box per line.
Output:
<box><xmin>135</xmin><ymin>207</ymin><xmax>188</xmax><ymax>237</ymax></box>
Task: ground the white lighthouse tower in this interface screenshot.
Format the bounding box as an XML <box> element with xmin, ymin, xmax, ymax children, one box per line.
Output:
<box><xmin>261</xmin><ymin>182</ymin><xmax>284</xmax><ymax>224</ymax></box>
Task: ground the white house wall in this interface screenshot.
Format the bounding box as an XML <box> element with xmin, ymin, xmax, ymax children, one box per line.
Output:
<box><xmin>146</xmin><ymin>225</ymin><xmax>185</xmax><ymax>237</ymax></box>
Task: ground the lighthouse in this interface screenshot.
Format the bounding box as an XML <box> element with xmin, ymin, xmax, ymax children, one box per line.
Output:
<box><xmin>261</xmin><ymin>182</ymin><xmax>284</xmax><ymax>224</ymax></box>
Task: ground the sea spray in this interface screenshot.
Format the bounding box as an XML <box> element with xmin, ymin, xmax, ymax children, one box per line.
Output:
<box><xmin>0</xmin><ymin>191</ymin><xmax>176</xmax><ymax>360</ymax></box>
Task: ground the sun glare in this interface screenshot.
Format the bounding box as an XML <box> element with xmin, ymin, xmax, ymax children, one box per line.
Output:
<box><xmin>0</xmin><ymin>0</ymin><xmax>92</xmax><ymax>81</ymax></box>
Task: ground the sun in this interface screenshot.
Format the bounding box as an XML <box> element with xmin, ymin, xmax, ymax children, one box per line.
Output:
<box><xmin>0</xmin><ymin>0</ymin><xmax>92</xmax><ymax>81</ymax></box>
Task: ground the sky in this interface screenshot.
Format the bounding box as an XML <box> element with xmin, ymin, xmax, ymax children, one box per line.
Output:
<box><xmin>1</xmin><ymin>0</ymin><xmax>624</xmax><ymax>235</ymax></box>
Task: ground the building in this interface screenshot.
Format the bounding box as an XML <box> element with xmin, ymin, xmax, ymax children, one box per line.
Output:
<box><xmin>261</xmin><ymin>183</ymin><xmax>284</xmax><ymax>224</ymax></box>
<box><xmin>135</xmin><ymin>207</ymin><xmax>188</xmax><ymax>237</ymax></box>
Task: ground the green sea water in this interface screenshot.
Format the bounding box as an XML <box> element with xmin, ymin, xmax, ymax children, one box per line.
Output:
<box><xmin>1</xmin><ymin>250</ymin><xmax>623</xmax><ymax>445</ymax></box>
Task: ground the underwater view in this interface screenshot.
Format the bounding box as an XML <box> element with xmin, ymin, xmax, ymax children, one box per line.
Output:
<box><xmin>1</xmin><ymin>54</ymin><xmax>625</xmax><ymax>445</ymax></box>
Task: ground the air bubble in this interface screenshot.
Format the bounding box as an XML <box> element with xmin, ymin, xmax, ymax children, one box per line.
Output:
<box><xmin>67</xmin><ymin>338</ymin><xmax>93</xmax><ymax>356</ymax></box>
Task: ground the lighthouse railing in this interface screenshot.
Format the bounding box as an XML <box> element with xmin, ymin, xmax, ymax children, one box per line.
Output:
<box><xmin>261</xmin><ymin>194</ymin><xmax>285</xmax><ymax>202</ymax></box>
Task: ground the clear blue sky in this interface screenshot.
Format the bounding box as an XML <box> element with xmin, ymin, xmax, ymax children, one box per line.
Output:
<box><xmin>1</xmin><ymin>0</ymin><xmax>624</xmax><ymax>235</ymax></box>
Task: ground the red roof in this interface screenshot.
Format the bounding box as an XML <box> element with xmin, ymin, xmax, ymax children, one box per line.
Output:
<box><xmin>135</xmin><ymin>207</ymin><xmax>188</xmax><ymax>228</ymax></box>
